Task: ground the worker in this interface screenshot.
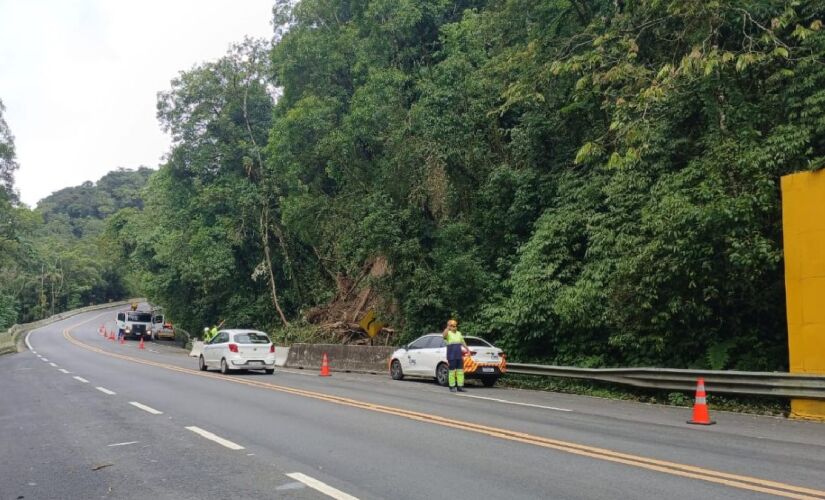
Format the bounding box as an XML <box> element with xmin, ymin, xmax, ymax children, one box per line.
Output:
<box><xmin>209</xmin><ymin>324</ymin><xmax>219</xmax><ymax>341</ymax></box>
<box><xmin>203</xmin><ymin>327</ymin><xmax>210</xmax><ymax>342</ymax></box>
<box><xmin>442</xmin><ymin>319</ymin><xmax>467</xmax><ymax>393</ymax></box>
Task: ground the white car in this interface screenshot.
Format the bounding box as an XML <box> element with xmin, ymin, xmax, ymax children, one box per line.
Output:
<box><xmin>199</xmin><ymin>329</ymin><xmax>276</xmax><ymax>374</ymax></box>
<box><xmin>389</xmin><ymin>333</ymin><xmax>507</xmax><ymax>387</ymax></box>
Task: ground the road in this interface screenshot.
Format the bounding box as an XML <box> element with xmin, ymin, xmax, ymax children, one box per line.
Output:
<box><xmin>2</xmin><ymin>306</ymin><xmax>825</xmax><ymax>500</ymax></box>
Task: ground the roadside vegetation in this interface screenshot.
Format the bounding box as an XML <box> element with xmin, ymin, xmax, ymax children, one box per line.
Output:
<box><xmin>3</xmin><ymin>1</ymin><xmax>825</xmax><ymax>379</ymax></box>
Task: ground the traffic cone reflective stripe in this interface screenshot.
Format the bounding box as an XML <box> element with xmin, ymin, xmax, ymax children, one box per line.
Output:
<box><xmin>319</xmin><ymin>353</ymin><xmax>331</xmax><ymax>377</ymax></box>
<box><xmin>687</xmin><ymin>378</ymin><xmax>716</xmax><ymax>425</ymax></box>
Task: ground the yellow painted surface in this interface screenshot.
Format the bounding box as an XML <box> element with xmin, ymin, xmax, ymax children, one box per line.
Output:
<box><xmin>781</xmin><ymin>171</ymin><xmax>825</xmax><ymax>420</ymax></box>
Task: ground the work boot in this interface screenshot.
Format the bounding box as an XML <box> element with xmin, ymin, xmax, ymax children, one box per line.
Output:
<box><xmin>449</xmin><ymin>386</ymin><xmax>457</xmax><ymax>393</ymax></box>
<box><xmin>457</xmin><ymin>386</ymin><xmax>465</xmax><ymax>392</ymax></box>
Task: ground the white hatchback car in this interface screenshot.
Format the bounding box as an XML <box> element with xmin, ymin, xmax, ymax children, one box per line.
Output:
<box><xmin>199</xmin><ymin>329</ymin><xmax>276</xmax><ymax>374</ymax></box>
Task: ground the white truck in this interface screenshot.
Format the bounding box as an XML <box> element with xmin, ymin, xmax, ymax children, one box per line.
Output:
<box><xmin>116</xmin><ymin>307</ymin><xmax>163</xmax><ymax>341</ymax></box>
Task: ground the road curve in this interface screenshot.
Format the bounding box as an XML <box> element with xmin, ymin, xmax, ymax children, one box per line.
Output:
<box><xmin>2</xmin><ymin>305</ymin><xmax>825</xmax><ymax>500</ymax></box>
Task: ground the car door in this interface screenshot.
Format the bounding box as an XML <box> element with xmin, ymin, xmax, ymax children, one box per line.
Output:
<box><xmin>205</xmin><ymin>332</ymin><xmax>228</xmax><ymax>366</ymax></box>
<box><xmin>416</xmin><ymin>336</ymin><xmax>446</xmax><ymax>376</ymax></box>
<box><xmin>402</xmin><ymin>336</ymin><xmax>430</xmax><ymax>375</ymax></box>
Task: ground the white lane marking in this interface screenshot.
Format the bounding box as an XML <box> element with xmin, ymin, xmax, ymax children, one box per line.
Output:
<box><xmin>31</xmin><ymin>350</ymin><xmax>36</xmax><ymax>354</ymax></box>
<box><xmin>285</xmin><ymin>473</ymin><xmax>359</xmax><ymax>500</ymax></box>
<box><xmin>58</xmin><ymin>369</ymin><xmax>70</xmax><ymax>374</ymax></box>
<box><xmin>107</xmin><ymin>441</ymin><xmax>139</xmax><ymax>447</ymax></box>
<box><xmin>185</xmin><ymin>426</ymin><xmax>244</xmax><ymax>450</ymax></box>
<box><xmin>96</xmin><ymin>386</ymin><xmax>116</xmax><ymax>395</ymax></box>
<box><xmin>73</xmin><ymin>376</ymin><xmax>89</xmax><ymax>383</ymax></box>
<box><xmin>456</xmin><ymin>394</ymin><xmax>573</xmax><ymax>412</ymax></box>
<box><xmin>129</xmin><ymin>402</ymin><xmax>163</xmax><ymax>415</ymax></box>
<box><xmin>41</xmin><ymin>358</ymin><xmax>49</xmax><ymax>362</ymax></box>
<box><xmin>25</xmin><ymin>331</ymin><xmax>34</xmax><ymax>351</ymax></box>
<box><xmin>49</xmin><ymin>362</ymin><xmax>58</xmax><ymax>367</ymax></box>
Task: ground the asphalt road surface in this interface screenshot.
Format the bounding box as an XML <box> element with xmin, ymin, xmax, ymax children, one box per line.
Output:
<box><xmin>2</xmin><ymin>305</ymin><xmax>825</xmax><ymax>500</ymax></box>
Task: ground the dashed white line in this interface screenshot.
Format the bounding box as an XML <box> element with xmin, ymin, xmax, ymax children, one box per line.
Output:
<box><xmin>41</xmin><ymin>358</ymin><xmax>49</xmax><ymax>362</ymax></box>
<box><xmin>456</xmin><ymin>394</ymin><xmax>572</xmax><ymax>412</ymax></box>
<box><xmin>185</xmin><ymin>426</ymin><xmax>244</xmax><ymax>450</ymax></box>
<box><xmin>49</xmin><ymin>362</ymin><xmax>58</xmax><ymax>367</ymax></box>
<box><xmin>58</xmin><ymin>368</ymin><xmax>70</xmax><ymax>374</ymax></box>
<box><xmin>107</xmin><ymin>441</ymin><xmax>139</xmax><ymax>447</ymax></box>
<box><xmin>30</xmin><ymin>350</ymin><xmax>36</xmax><ymax>354</ymax></box>
<box><xmin>129</xmin><ymin>402</ymin><xmax>163</xmax><ymax>415</ymax></box>
<box><xmin>96</xmin><ymin>386</ymin><xmax>116</xmax><ymax>395</ymax></box>
<box><xmin>286</xmin><ymin>473</ymin><xmax>359</xmax><ymax>500</ymax></box>
<box><xmin>72</xmin><ymin>376</ymin><xmax>89</xmax><ymax>383</ymax></box>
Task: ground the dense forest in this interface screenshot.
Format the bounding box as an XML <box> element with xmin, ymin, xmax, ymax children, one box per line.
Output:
<box><xmin>0</xmin><ymin>109</ymin><xmax>152</xmax><ymax>326</ymax></box>
<box><xmin>4</xmin><ymin>0</ymin><xmax>825</xmax><ymax>371</ymax></box>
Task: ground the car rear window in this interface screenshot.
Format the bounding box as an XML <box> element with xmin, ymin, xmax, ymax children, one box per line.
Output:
<box><xmin>465</xmin><ymin>337</ymin><xmax>492</xmax><ymax>347</ymax></box>
<box><xmin>234</xmin><ymin>333</ymin><xmax>270</xmax><ymax>344</ymax></box>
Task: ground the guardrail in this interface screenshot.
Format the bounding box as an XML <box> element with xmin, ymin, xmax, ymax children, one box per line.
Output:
<box><xmin>506</xmin><ymin>363</ymin><xmax>825</xmax><ymax>400</ymax></box>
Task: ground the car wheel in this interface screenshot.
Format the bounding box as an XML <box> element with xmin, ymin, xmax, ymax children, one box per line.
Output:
<box><xmin>390</xmin><ymin>359</ymin><xmax>404</xmax><ymax>380</ymax></box>
<box><xmin>198</xmin><ymin>355</ymin><xmax>207</xmax><ymax>371</ymax></box>
<box><xmin>436</xmin><ymin>363</ymin><xmax>449</xmax><ymax>386</ymax></box>
<box><xmin>481</xmin><ymin>376</ymin><xmax>498</xmax><ymax>387</ymax></box>
<box><xmin>264</xmin><ymin>368</ymin><xmax>275</xmax><ymax>375</ymax></box>
<box><xmin>220</xmin><ymin>358</ymin><xmax>230</xmax><ymax>375</ymax></box>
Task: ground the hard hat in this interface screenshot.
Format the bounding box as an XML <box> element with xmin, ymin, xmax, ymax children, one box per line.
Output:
<box><xmin>203</xmin><ymin>327</ymin><xmax>209</xmax><ymax>332</ymax></box>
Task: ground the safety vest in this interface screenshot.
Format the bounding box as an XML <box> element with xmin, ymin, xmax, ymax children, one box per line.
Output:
<box><xmin>209</xmin><ymin>327</ymin><xmax>218</xmax><ymax>340</ymax></box>
<box><xmin>445</xmin><ymin>329</ymin><xmax>465</xmax><ymax>345</ymax></box>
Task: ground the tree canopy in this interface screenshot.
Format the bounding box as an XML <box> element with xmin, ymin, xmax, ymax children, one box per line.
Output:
<box><xmin>6</xmin><ymin>1</ymin><xmax>825</xmax><ymax>372</ymax></box>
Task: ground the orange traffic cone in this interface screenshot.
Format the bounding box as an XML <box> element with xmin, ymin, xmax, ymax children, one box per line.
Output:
<box><xmin>687</xmin><ymin>378</ymin><xmax>716</xmax><ymax>425</ymax></box>
<box><xmin>319</xmin><ymin>353</ymin><xmax>331</xmax><ymax>377</ymax></box>
<box><xmin>109</xmin><ymin>329</ymin><xmax>115</xmax><ymax>341</ymax></box>
<box><xmin>138</xmin><ymin>337</ymin><xmax>145</xmax><ymax>350</ymax></box>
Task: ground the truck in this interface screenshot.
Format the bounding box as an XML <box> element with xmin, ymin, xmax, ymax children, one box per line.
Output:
<box><xmin>116</xmin><ymin>304</ymin><xmax>163</xmax><ymax>341</ymax></box>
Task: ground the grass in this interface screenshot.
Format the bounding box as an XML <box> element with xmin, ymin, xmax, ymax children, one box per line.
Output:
<box><xmin>499</xmin><ymin>373</ymin><xmax>790</xmax><ymax>417</ymax></box>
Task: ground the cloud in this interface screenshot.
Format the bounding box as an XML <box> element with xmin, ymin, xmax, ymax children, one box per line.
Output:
<box><xmin>0</xmin><ymin>0</ymin><xmax>274</xmax><ymax>206</ymax></box>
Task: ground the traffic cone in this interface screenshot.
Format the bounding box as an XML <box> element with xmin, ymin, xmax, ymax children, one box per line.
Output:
<box><xmin>319</xmin><ymin>353</ymin><xmax>331</xmax><ymax>377</ymax></box>
<box><xmin>138</xmin><ymin>337</ymin><xmax>145</xmax><ymax>350</ymax></box>
<box><xmin>687</xmin><ymin>378</ymin><xmax>716</xmax><ymax>425</ymax></box>
<box><xmin>109</xmin><ymin>329</ymin><xmax>115</xmax><ymax>341</ymax></box>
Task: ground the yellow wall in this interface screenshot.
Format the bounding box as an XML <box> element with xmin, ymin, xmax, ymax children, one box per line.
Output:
<box><xmin>781</xmin><ymin>171</ymin><xmax>825</xmax><ymax>420</ymax></box>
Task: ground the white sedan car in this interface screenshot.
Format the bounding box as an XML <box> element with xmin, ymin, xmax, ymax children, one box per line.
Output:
<box><xmin>199</xmin><ymin>329</ymin><xmax>276</xmax><ymax>374</ymax></box>
<box><xmin>389</xmin><ymin>333</ymin><xmax>507</xmax><ymax>387</ymax></box>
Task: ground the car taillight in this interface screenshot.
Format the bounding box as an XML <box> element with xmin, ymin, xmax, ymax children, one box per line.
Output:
<box><xmin>269</xmin><ymin>344</ymin><xmax>275</xmax><ymax>353</ymax></box>
<box><xmin>228</xmin><ymin>343</ymin><xmax>238</xmax><ymax>353</ymax></box>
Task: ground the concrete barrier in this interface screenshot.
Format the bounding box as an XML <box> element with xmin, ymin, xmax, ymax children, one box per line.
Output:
<box><xmin>274</xmin><ymin>346</ymin><xmax>290</xmax><ymax>367</ymax></box>
<box><xmin>285</xmin><ymin>343</ymin><xmax>396</xmax><ymax>374</ymax></box>
<box><xmin>189</xmin><ymin>341</ymin><xmax>204</xmax><ymax>358</ymax></box>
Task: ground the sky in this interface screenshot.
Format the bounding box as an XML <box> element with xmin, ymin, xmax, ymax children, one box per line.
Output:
<box><xmin>0</xmin><ymin>0</ymin><xmax>275</xmax><ymax>207</ymax></box>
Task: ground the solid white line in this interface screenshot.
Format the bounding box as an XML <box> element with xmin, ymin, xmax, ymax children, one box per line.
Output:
<box><xmin>58</xmin><ymin>369</ymin><xmax>70</xmax><ymax>374</ymax></box>
<box><xmin>96</xmin><ymin>387</ymin><xmax>116</xmax><ymax>395</ymax></box>
<box><xmin>185</xmin><ymin>426</ymin><xmax>244</xmax><ymax>450</ymax></box>
<box><xmin>73</xmin><ymin>376</ymin><xmax>89</xmax><ymax>383</ymax></box>
<box><xmin>49</xmin><ymin>362</ymin><xmax>58</xmax><ymax>367</ymax></box>
<box><xmin>25</xmin><ymin>331</ymin><xmax>34</xmax><ymax>351</ymax></box>
<box><xmin>457</xmin><ymin>394</ymin><xmax>573</xmax><ymax>412</ymax></box>
<box><xmin>107</xmin><ymin>441</ymin><xmax>139</xmax><ymax>447</ymax></box>
<box><xmin>129</xmin><ymin>402</ymin><xmax>163</xmax><ymax>415</ymax></box>
<box><xmin>285</xmin><ymin>473</ymin><xmax>359</xmax><ymax>500</ymax></box>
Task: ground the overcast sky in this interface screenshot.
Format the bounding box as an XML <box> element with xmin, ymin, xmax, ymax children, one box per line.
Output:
<box><xmin>0</xmin><ymin>0</ymin><xmax>275</xmax><ymax>206</ymax></box>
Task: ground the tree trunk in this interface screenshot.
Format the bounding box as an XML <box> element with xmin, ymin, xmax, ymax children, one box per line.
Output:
<box><xmin>261</xmin><ymin>209</ymin><xmax>289</xmax><ymax>327</ymax></box>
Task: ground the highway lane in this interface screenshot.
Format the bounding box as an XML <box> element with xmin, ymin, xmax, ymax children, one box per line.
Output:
<box><xmin>4</xmin><ymin>305</ymin><xmax>825</xmax><ymax>500</ymax></box>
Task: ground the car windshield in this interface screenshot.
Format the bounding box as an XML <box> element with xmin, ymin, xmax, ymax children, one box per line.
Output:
<box><xmin>234</xmin><ymin>333</ymin><xmax>270</xmax><ymax>344</ymax></box>
<box><xmin>465</xmin><ymin>337</ymin><xmax>492</xmax><ymax>347</ymax></box>
<box><xmin>127</xmin><ymin>313</ymin><xmax>152</xmax><ymax>322</ymax></box>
